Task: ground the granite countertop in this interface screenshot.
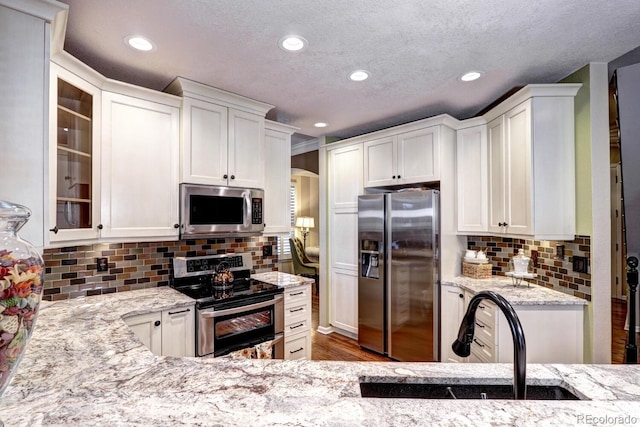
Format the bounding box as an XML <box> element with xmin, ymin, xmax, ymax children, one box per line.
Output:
<box><xmin>251</xmin><ymin>271</ymin><xmax>314</xmax><ymax>289</ymax></box>
<box><xmin>443</xmin><ymin>276</ymin><xmax>588</xmax><ymax>306</ymax></box>
<box><xmin>1</xmin><ymin>286</ymin><xmax>638</xmax><ymax>426</ymax></box>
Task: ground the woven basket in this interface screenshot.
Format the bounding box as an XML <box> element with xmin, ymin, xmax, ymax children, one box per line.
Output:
<box><xmin>462</xmin><ymin>262</ymin><xmax>492</xmax><ymax>279</ymax></box>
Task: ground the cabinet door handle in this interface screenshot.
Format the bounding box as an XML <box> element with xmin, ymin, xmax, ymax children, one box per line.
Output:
<box><xmin>459</xmin><ymin>293</ymin><xmax>464</xmax><ymax>298</ymax></box>
<box><xmin>97</xmin><ymin>224</ymin><xmax>103</xmax><ymax>230</ymax></box>
<box><xmin>479</xmin><ymin>305</ymin><xmax>486</xmax><ymax>310</ymax></box>
<box><xmin>473</xmin><ymin>338</ymin><xmax>484</xmax><ymax>348</ymax></box>
<box><xmin>397</xmin><ymin>175</ymin><xmax>401</xmax><ymax>179</ymax></box>
<box><xmin>392</xmin><ymin>175</ymin><xmax>396</xmax><ymax>179</ymax></box>
<box><xmin>475</xmin><ymin>322</ymin><xmax>485</xmax><ymax>328</ymax></box>
<box><xmin>290</xmin><ymin>347</ymin><xmax>304</xmax><ymax>354</ymax></box>
<box><xmin>289</xmin><ymin>307</ymin><xmax>304</xmax><ymax>313</ymax></box>
<box><xmin>289</xmin><ymin>322</ymin><xmax>305</xmax><ymax>330</ymax></box>
<box><xmin>173</xmin><ymin>224</ymin><xmax>180</xmax><ymax>229</ymax></box>
<box><xmin>230</xmin><ymin>175</ymin><xmax>235</xmax><ymax>180</ymax></box>
<box><xmin>168</xmin><ymin>308</ymin><xmax>191</xmax><ymax>315</ymax></box>
<box><xmin>49</xmin><ymin>226</ymin><xmax>59</xmax><ymax>234</ymax></box>
<box><xmin>154</xmin><ymin>320</ymin><xmax>161</xmax><ymax>327</ymax></box>
<box><xmin>223</xmin><ymin>174</ymin><xmax>228</xmax><ymax>179</ymax></box>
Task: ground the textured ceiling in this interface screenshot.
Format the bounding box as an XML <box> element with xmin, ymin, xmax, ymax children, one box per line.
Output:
<box><xmin>59</xmin><ymin>0</ymin><xmax>640</xmax><ymax>142</ymax></box>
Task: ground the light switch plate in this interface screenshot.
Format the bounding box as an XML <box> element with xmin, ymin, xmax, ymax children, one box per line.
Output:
<box><xmin>572</xmin><ymin>256</ymin><xmax>588</xmax><ymax>273</ymax></box>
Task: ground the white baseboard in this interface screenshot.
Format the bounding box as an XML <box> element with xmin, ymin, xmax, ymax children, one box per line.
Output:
<box><xmin>316</xmin><ymin>325</ymin><xmax>334</xmax><ymax>335</ymax></box>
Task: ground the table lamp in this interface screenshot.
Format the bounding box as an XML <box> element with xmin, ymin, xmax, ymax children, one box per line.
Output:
<box><xmin>295</xmin><ymin>216</ymin><xmax>314</xmax><ymax>249</ymax></box>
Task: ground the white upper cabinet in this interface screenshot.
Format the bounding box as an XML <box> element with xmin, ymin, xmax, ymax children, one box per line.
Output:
<box><xmin>263</xmin><ymin>120</ymin><xmax>298</xmax><ymax>235</ymax></box>
<box><xmin>180</xmin><ymin>97</ymin><xmax>229</xmax><ymax>186</ymax></box>
<box><xmin>101</xmin><ymin>91</ymin><xmax>180</xmax><ymax>239</ymax></box>
<box><xmin>364</xmin><ymin>126</ymin><xmax>440</xmax><ymax>187</ymax></box>
<box><xmin>49</xmin><ymin>62</ymin><xmax>102</xmax><ymax>243</ymax></box>
<box><xmin>484</xmin><ymin>84</ymin><xmax>581</xmax><ymax>240</ymax></box>
<box><xmin>165</xmin><ymin>77</ymin><xmax>274</xmax><ymax>189</ymax></box>
<box><xmin>456</xmin><ymin>122</ymin><xmax>488</xmax><ymax>233</ymax></box>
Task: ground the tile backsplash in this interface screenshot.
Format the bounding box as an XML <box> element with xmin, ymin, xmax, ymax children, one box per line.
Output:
<box><xmin>467</xmin><ymin>235</ymin><xmax>591</xmax><ymax>301</ymax></box>
<box><xmin>42</xmin><ymin>237</ymin><xmax>278</xmax><ymax>301</ymax></box>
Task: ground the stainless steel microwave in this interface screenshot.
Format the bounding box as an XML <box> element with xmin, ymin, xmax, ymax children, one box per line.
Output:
<box><xmin>180</xmin><ymin>184</ymin><xmax>264</xmax><ymax>238</ymax></box>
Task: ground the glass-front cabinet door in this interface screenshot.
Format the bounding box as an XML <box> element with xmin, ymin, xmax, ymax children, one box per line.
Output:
<box><xmin>49</xmin><ymin>63</ymin><xmax>101</xmax><ymax>242</ymax></box>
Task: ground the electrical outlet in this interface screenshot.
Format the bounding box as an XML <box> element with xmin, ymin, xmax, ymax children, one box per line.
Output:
<box><xmin>556</xmin><ymin>244</ymin><xmax>565</xmax><ymax>260</ymax></box>
<box><xmin>531</xmin><ymin>250</ymin><xmax>539</xmax><ymax>268</ymax></box>
<box><xmin>262</xmin><ymin>245</ymin><xmax>272</xmax><ymax>257</ymax></box>
<box><xmin>572</xmin><ymin>256</ymin><xmax>588</xmax><ymax>274</ymax></box>
<box><xmin>96</xmin><ymin>257</ymin><xmax>108</xmax><ymax>272</ymax></box>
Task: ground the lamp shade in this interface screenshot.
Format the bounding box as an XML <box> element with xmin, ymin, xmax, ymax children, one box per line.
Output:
<box><xmin>295</xmin><ymin>216</ymin><xmax>315</xmax><ymax>229</ymax></box>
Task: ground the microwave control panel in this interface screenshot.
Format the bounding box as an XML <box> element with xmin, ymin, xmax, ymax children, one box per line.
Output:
<box><xmin>252</xmin><ymin>198</ymin><xmax>263</xmax><ymax>224</ymax></box>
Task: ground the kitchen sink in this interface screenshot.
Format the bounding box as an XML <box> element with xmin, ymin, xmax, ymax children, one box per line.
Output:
<box><xmin>359</xmin><ymin>382</ymin><xmax>580</xmax><ymax>400</ymax></box>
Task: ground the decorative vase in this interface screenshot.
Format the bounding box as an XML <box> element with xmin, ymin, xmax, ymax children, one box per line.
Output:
<box><xmin>0</xmin><ymin>201</ymin><xmax>44</xmax><ymax>397</ymax></box>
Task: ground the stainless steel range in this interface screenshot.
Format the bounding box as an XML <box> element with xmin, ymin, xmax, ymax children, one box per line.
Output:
<box><xmin>170</xmin><ymin>252</ymin><xmax>284</xmax><ymax>358</ymax></box>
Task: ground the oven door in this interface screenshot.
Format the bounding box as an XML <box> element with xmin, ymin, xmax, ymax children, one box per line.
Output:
<box><xmin>197</xmin><ymin>293</ymin><xmax>284</xmax><ymax>357</ymax></box>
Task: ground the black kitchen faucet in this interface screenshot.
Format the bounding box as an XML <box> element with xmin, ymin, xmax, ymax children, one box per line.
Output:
<box><xmin>452</xmin><ymin>291</ymin><xmax>527</xmax><ymax>400</ymax></box>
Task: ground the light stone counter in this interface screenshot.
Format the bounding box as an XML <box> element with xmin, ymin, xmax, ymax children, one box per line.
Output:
<box><xmin>251</xmin><ymin>271</ymin><xmax>314</xmax><ymax>289</ymax></box>
<box><xmin>1</xmin><ymin>287</ymin><xmax>639</xmax><ymax>426</ymax></box>
<box><xmin>443</xmin><ymin>276</ymin><xmax>588</xmax><ymax>306</ymax></box>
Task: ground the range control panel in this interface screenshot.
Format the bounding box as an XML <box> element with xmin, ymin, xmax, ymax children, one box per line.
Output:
<box><xmin>172</xmin><ymin>253</ymin><xmax>253</xmax><ymax>278</ymax></box>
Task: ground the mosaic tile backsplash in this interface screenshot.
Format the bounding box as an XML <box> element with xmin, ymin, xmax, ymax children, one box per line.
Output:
<box><xmin>42</xmin><ymin>237</ymin><xmax>278</xmax><ymax>301</ymax></box>
<box><xmin>467</xmin><ymin>235</ymin><xmax>591</xmax><ymax>301</ymax></box>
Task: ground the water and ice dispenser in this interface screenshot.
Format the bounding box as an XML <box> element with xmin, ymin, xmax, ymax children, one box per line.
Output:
<box><xmin>361</xmin><ymin>239</ymin><xmax>381</xmax><ymax>279</ymax></box>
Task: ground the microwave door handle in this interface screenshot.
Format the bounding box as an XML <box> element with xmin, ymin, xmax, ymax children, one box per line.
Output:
<box><xmin>244</xmin><ymin>191</ymin><xmax>251</xmax><ymax>228</ymax></box>
<box><xmin>200</xmin><ymin>294</ymin><xmax>283</xmax><ymax>318</ymax></box>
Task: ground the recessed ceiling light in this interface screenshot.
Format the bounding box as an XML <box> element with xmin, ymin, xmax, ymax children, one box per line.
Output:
<box><xmin>124</xmin><ymin>35</ymin><xmax>155</xmax><ymax>52</ymax></box>
<box><xmin>349</xmin><ymin>70</ymin><xmax>370</xmax><ymax>82</ymax></box>
<box><xmin>314</xmin><ymin>122</ymin><xmax>328</xmax><ymax>128</ymax></box>
<box><xmin>459</xmin><ymin>71</ymin><xmax>483</xmax><ymax>82</ymax></box>
<box><xmin>279</xmin><ymin>35</ymin><xmax>307</xmax><ymax>52</ymax></box>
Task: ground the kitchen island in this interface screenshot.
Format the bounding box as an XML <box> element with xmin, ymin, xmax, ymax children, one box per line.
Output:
<box><xmin>1</xmin><ymin>287</ymin><xmax>639</xmax><ymax>426</ymax></box>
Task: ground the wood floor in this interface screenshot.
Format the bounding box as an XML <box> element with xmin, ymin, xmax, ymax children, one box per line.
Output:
<box><xmin>311</xmin><ymin>292</ymin><xmax>390</xmax><ymax>361</ymax></box>
<box><xmin>611</xmin><ymin>298</ymin><xmax>640</xmax><ymax>364</ymax></box>
<box><xmin>311</xmin><ymin>292</ymin><xmax>640</xmax><ymax>364</ymax></box>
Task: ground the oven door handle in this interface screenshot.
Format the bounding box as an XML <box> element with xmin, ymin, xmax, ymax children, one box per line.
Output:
<box><xmin>200</xmin><ymin>294</ymin><xmax>283</xmax><ymax>318</ymax></box>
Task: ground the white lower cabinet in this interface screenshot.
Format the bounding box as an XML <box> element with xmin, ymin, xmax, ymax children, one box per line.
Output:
<box><xmin>440</xmin><ymin>286</ymin><xmax>466</xmax><ymax>362</ymax></box>
<box><xmin>451</xmin><ymin>287</ymin><xmax>584</xmax><ymax>364</ymax></box>
<box><xmin>161</xmin><ymin>307</ymin><xmax>196</xmax><ymax>357</ymax></box>
<box><xmin>283</xmin><ymin>284</ymin><xmax>312</xmax><ymax>360</ymax></box>
<box><xmin>124</xmin><ymin>305</ymin><xmax>195</xmax><ymax>357</ymax></box>
<box><xmin>124</xmin><ymin>311</ymin><xmax>162</xmax><ymax>355</ymax></box>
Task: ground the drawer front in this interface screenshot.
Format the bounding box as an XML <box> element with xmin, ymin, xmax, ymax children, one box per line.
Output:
<box><xmin>285</xmin><ymin>318</ymin><xmax>310</xmax><ymax>335</ymax></box>
<box><xmin>285</xmin><ymin>332</ymin><xmax>310</xmax><ymax>360</ymax></box>
<box><xmin>473</xmin><ymin>317</ymin><xmax>495</xmax><ymax>345</ymax></box>
<box><xmin>284</xmin><ymin>284</ymin><xmax>311</xmax><ymax>307</ymax></box>
<box><xmin>470</xmin><ymin>334</ymin><xmax>495</xmax><ymax>362</ymax></box>
<box><xmin>475</xmin><ymin>299</ymin><xmax>496</xmax><ymax>325</ymax></box>
<box><xmin>285</xmin><ymin>302</ymin><xmax>310</xmax><ymax>326</ymax></box>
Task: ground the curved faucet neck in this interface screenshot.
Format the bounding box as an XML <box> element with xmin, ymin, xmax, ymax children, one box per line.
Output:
<box><xmin>452</xmin><ymin>290</ymin><xmax>527</xmax><ymax>400</ymax></box>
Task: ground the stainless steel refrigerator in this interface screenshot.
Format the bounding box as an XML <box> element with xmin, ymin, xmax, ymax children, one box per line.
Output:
<box><xmin>357</xmin><ymin>190</ymin><xmax>440</xmax><ymax>362</ymax></box>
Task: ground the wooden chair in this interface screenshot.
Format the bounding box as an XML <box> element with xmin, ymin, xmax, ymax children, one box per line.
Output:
<box><xmin>290</xmin><ymin>237</ymin><xmax>319</xmax><ymax>293</ymax></box>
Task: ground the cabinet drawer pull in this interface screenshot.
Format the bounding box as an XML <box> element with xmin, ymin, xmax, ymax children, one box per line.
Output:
<box><xmin>473</xmin><ymin>338</ymin><xmax>485</xmax><ymax>348</ymax></box>
<box><xmin>289</xmin><ymin>347</ymin><xmax>304</xmax><ymax>354</ymax></box>
<box><xmin>475</xmin><ymin>322</ymin><xmax>485</xmax><ymax>329</ymax></box>
<box><xmin>168</xmin><ymin>308</ymin><xmax>191</xmax><ymax>315</ymax></box>
<box><xmin>289</xmin><ymin>307</ymin><xmax>304</xmax><ymax>313</ymax></box>
<box><xmin>289</xmin><ymin>322</ymin><xmax>305</xmax><ymax>330</ymax></box>
<box><xmin>479</xmin><ymin>305</ymin><xmax>486</xmax><ymax>310</ymax></box>
<box><xmin>289</xmin><ymin>291</ymin><xmax>304</xmax><ymax>296</ymax></box>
